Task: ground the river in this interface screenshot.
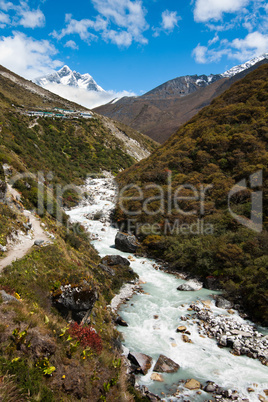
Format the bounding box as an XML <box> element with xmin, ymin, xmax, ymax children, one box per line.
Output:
<box><xmin>66</xmin><ymin>175</ymin><xmax>268</xmax><ymax>402</ymax></box>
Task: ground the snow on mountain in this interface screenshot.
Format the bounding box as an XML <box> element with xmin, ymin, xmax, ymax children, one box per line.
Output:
<box><xmin>34</xmin><ymin>65</ymin><xmax>105</xmax><ymax>93</ymax></box>
<box><xmin>33</xmin><ymin>65</ymin><xmax>136</xmax><ymax>109</ymax></box>
<box><xmin>222</xmin><ymin>53</ymin><xmax>268</xmax><ymax>77</ymax></box>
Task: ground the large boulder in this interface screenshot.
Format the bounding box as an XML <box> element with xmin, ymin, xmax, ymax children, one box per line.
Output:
<box><xmin>52</xmin><ymin>283</ymin><xmax>98</xmax><ymax>323</ymax></box>
<box><xmin>128</xmin><ymin>351</ymin><xmax>152</xmax><ymax>375</ymax></box>
<box><xmin>215</xmin><ymin>295</ymin><xmax>233</xmax><ymax>309</ymax></box>
<box><xmin>177</xmin><ymin>279</ymin><xmax>203</xmax><ymax>291</ymax></box>
<box><xmin>115</xmin><ymin>316</ymin><xmax>128</xmax><ymax>327</ymax></box>
<box><xmin>115</xmin><ymin>232</ymin><xmax>140</xmax><ymax>253</ymax></box>
<box><xmin>101</xmin><ymin>255</ymin><xmax>130</xmax><ymax>266</ymax></box>
<box><xmin>153</xmin><ymin>354</ymin><xmax>180</xmax><ymax>373</ymax></box>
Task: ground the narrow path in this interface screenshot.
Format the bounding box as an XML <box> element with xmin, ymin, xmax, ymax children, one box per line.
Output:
<box><xmin>0</xmin><ymin>185</ymin><xmax>50</xmax><ymax>271</ymax></box>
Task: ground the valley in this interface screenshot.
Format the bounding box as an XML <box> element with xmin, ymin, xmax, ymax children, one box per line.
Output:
<box><xmin>67</xmin><ymin>176</ymin><xmax>268</xmax><ymax>402</ymax></box>
<box><xmin>0</xmin><ymin>58</ymin><xmax>267</xmax><ymax>402</ymax></box>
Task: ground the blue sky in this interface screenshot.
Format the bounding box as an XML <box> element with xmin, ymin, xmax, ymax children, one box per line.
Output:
<box><xmin>0</xmin><ymin>0</ymin><xmax>267</xmax><ymax>95</ymax></box>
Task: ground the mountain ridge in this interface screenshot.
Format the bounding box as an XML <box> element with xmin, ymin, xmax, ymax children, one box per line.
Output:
<box><xmin>94</xmin><ymin>54</ymin><xmax>268</xmax><ymax>143</ymax></box>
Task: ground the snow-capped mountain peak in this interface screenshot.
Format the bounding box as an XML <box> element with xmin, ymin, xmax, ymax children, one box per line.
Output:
<box><xmin>34</xmin><ymin>65</ymin><xmax>105</xmax><ymax>93</ymax></box>
<box><xmin>222</xmin><ymin>53</ymin><xmax>268</xmax><ymax>78</ymax></box>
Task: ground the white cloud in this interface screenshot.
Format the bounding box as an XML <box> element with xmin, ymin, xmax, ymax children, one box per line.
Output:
<box><xmin>192</xmin><ymin>31</ymin><xmax>268</xmax><ymax>64</ymax></box>
<box><xmin>208</xmin><ymin>33</ymin><xmax>219</xmax><ymax>45</ymax></box>
<box><xmin>0</xmin><ymin>10</ymin><xmax>9</xmax><ymax>27</ymax></box>
<box><xmin>64</xmin><ymin>40</ymin><xmax>79</xmax><ymax>50</ymax></box>
<box><xmin>19</xmin><ymin>9</ymin><xmax>45</xmax><ymax>28</ymax></box>
<box><xmin>52</xmin><ymin>0</ymin><xmax>149</xmax><ymax>47</ymax></box>
<box><xmin>161</xmin><ymin>10</ymin><xmax>179</xmax><ymax>31</ymax></box>
<box><xmin>0</xmin><ymin>1</ymin><xmax>45</xmax><ymax>29</ymax></box>
<box><xmin>52</xmin><ymin>14</ymin><xmax>100</xmax><ymax>42</ymax></box>
<box><xmin>231</xmin><ymin>31</ymin><xmax>268</xmax><ymax>60</ymax></box>
<box><xmin>102</xmin><ymin>29</ymin><xmax>133</xmax><ymax>46</ymax></box>
<box><xmin>0</xmin><ymin>32</ymin><xmax>62</xmax><ymax>79</ymax></box>
<box><xmin>192</xmin><ymin>44</ymin><xmax>208</xmax><ymax>63</ymax></box>
<box><xmin>40</xmin><ymin>82</ymin><xmax>136</xmax><ymax>109</ymax></box>
<box><xmin>0</xmin><ymin>1</ymin><xmax>14</xmax><ymax>12</ymax></box>
<box><xmin>194</xmin><ymin>0</ymin><xmax>249</xmax><ymax>22</ymax></box>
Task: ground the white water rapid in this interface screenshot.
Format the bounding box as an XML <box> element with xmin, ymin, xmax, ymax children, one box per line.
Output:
<box><xmin>66</xmin><ymin>176</ymin><xmax>268</xmax><ymax>402</ymax></box>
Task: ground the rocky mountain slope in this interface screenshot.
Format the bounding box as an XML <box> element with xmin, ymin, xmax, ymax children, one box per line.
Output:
<box><xmin>94</xmin><ymin>55</ymin><xmax>268</xmax><ymax>143</ymax></box>
<box><xmin>113</xmin><ymin>64</ymin><xmax>268</xmax><ymax>326</ymax></box>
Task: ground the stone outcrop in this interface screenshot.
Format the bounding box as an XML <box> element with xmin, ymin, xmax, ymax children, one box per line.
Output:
<box><xmin>101</xmin><ymin>254</ymin><xmax>130</xmax><ymax>266</ymax></box>
<box><xmin>115</xmin><ymin>232</ymin><xmax>140</xmax><ymax>253</ymax></box>
<box><xmin>52</xmin><ymin>283</ymin><xmax>98</xmax><ymax>323</ymax></box>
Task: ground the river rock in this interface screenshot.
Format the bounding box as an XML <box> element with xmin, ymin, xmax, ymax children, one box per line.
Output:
<box><xmin>0</xmin><ymin>244</ymin><xmax>7</xmax><ymax>252</ymax></box>
<box><xmin>101</xmin><ymin>254</ymin><xmax>130</xmax><ymax>266</ymax></box>
<box><xmin>202</xmin><ymin>300</ymin><xmax>211</xmax><ymax>308</ymax></box>
<box><xmin>115</xmin><ymin>232</ymin><xmax>140</xmax><ymax>253</ymax></box>
<box><xmin>52</xmin><ymin>283</ymin><xmax>98</xmax><ymax>323</ymax></box>
<box><xmin>153</xmin><ymin>354</ymin><xmax>180</xmax><ymax>373</ymax></box>
<box><xmin>182</xmin><ymin>334</ymin><xmax>193</xmax><ymax>343</ymax></box>
<box><xmin>115</xmin><ymin>316</ymin><xmax>128</xmax><ymax>327</ymax></box>
<box><xmin>177</xmin><ymin>279</ymin><xmax>203</xmax><ymax>291</ymax></box>
<box><xmin>195</xmin><ymin>309</ymin><xmax>268</xmax><ymax>365</ymax></box>
<box><xmin>176</xmin><ymin>326</ymin><xmax>187</xmax><ymax>332</ymax></box>
<box><xmin>204</xmin><ymin>382</ymin><xmax>217</xmax><ymax>392</ymax></box>
<box><xmin>215</xmin><ymin>295</ymin><xmax>233</xmax><ymax>309</ymax></box>
<box><xmin>128</xmin><ymin>351</ymin><xmax>152</xmax><ymax>375</ymax></box>
<box><xmin>184</xmin><ymin>379</ymin><xmax>201</xmax><ymax>390</ymax></box>
<box><xmin>150</xmin><ymin>373</ymin><xmax>164</xmax><ymax>382</ymax></box>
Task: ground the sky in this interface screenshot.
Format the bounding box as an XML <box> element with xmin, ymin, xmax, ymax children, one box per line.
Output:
<box><xmin>0</xmin><ymin>0</ymin><xmax>267</xmax><ymax>107</ymax></box>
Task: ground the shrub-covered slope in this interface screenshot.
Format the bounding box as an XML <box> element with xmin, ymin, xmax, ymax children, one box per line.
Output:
<box><xmin>114</xmin><ymin>64</ymin><xmax>268</xmax><ymax>325</ymax></box>
<box><xmin>0</xmin><ymin>67</ymin><xmax>156</xmax><ymax>400</ymax></box>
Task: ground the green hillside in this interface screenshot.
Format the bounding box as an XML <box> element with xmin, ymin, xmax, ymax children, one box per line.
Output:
<box><xmin>114</xmin><ymin>64</ymin><xmax>268</xmax><ymax>325</ymax></box>
<box><xmin>0</xmin><ymin>68</ymin><xmax>157</xmax><ymax>401</ymax></box>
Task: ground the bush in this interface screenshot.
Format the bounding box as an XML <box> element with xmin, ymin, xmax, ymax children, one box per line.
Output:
<box><xmin>68</xmin><ymin>323</ymin><xmax>103</xmax><ymax>353</ymax></box>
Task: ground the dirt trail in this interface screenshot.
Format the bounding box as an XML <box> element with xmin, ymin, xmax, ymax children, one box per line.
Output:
<box><xmin>0</xmin><ymin>185</ymin><xmax>51</xmax><ymax>271</ymax></box>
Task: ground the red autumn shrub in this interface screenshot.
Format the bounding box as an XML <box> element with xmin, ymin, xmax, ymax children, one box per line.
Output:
<box><xmin>68</xmin><ymin>322</ymin><xmax>103</xmax><ymax>353</ymax></box>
